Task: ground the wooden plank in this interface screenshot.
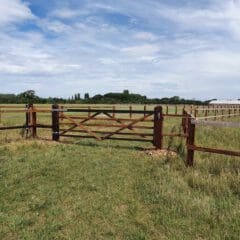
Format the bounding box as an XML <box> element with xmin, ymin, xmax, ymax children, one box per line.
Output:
<box><xmin>192</xmin><ymin>120</ymin><xmax>240</xmax><ymax>128</ymax></box>
<box><xmin>66</xmin><ymin>108</ymin><xmax>154</xmax><ymax>114</ymax></box>
<box><xmin>36</xmin><ymin>124</ymin><xmax>52</xmax><ymax>129</ymax></box>
<box><xmin>102</xmin><ymin>113</ymin><xmax>153</xmax><ymax>139</ymax></box>
<box><xmin>62</xmin><ymin>114</ymin><xmax>102</xmax><ymax>140</ymax></box>
<box><xmin>0</xmin><ymin>125</ymin><xmax>29</xmax><ymax>130</ymax></box>
<box><xmin>103</xmin><ymin>112</ymin><xmax>150</xmax><ymax>139</ymax></box>
<box><xmin>61</xmin><ymin>134</ymin><xmax>152</xmax><ymax>142</ymax></box>
<box><xmin>59</xmin><ymin>116</ymin><xmax>153</xmax><ymax>122</ymax></box>
<box><xmin>163</xmin><ymin>133</ymin><xmax>187</xmax><ymax>137</ymax></box>
<box><xmin>60</xmin><ymin>122</ymin><xmax>154</xmax><ymax>129</ymax></box>
<box><xmin>60</xmin><ymin>129</ymin><xmax>153</xmax><ymax>136</ymax></box>
<box><xmin>60</xmin><ymin>112</ymin><xmax>101</xmax><ymax>135</ymax></box>
<box><xmin>188</xmin><ymin>145</ymin><xmax>240</xmax><ymax>157</ymax></box>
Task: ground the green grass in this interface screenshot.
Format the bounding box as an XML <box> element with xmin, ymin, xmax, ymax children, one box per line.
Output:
<box><xmin>0</xmin><ymin>104</ymin><xmax>240</xmax><ymax>239</ymax></box>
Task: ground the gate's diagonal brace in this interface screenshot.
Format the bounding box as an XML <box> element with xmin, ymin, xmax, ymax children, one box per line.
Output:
<box><xmin>60</xmin><ymin>112</ymin><xmax>101</xmax><ymax>135</ymax></box>
<box><xmin>102</xmin><ymin>113</ymin><xmax>153</xmax><ymax>140</ymax></box>
<box><xmin>103</xmin><ymin>112</ymin><xmax>149</xmax><ymax>139</ymax></box>
<box><xmin>62</xmin><ymin>114</ymin><xmax>102</xmax><ymax>140</ymax></box>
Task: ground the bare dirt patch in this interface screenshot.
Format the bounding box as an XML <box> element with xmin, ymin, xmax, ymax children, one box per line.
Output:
<box><xmin>145</xmin><ymin>148</ymin><xmax>178</xmax><ymax>157</ymax></box>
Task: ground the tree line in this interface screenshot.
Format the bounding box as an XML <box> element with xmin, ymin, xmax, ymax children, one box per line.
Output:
<box><xmin>0</xmin><ymin>90</ymin><xmax>209</xmax><ymax>105</ymax></box>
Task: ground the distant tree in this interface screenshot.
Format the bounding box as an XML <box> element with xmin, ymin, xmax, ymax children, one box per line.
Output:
<box><xmin>123</xmin><ymin>89</ymin><xmax>129</xmax><ymax>95</ymax></box>
<box><xmin>84</xmin><ymin>93</ymin><xmax>90</xmax><ymax>100</ymax></box>
<box><xmin>18</xmin><ymin>90</ymin><xmax>38</xmax><ymax>103</ymax></box>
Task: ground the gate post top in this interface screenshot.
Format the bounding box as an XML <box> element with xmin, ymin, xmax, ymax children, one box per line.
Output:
<box><xmin>26</xmin><ymin>103</ymin><xmax>33</xmax><ymax>108</ymax></box>
<box><xmin>52</xmin><ymin>104</ymin><xmax>59</xmax><ymax>109</ymax></box>
<box><xmin>154</xmin><ymin>106</ymin><xmax>163</xmax><ymax>120</ymax></box>
<box><xmin>154</xmin><ymin>105</ymin><xmax>163</xmax><ymax>111</ymax></box>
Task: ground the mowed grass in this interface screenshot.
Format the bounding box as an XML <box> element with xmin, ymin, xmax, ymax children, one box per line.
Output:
<box><xmin>0</xmin><ymin>104</ymin><xmax>240</xmax><ymax>239</ymax></box>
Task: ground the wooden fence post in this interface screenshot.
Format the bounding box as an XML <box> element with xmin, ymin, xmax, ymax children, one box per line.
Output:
<box><xmin>52</xmin><ymin>104</ymin><xmax>59</xmax><ymax>141</ymax></box>
<box><xmin>112</xmin><ymin>105</ymin><xmax>115</xmax><ymax>118</ymax></box>
<box><xmin>25</xmin><ymin>104</ymin><xmax>30</xmax><ymax>136</ymax></box>
<box><xmin>186</xmin><ymin>116</ymin><xmax>195</xmax><ymax>166</ymax></box>
<box><xmin>60</xmin><ymin>106</ymin><xmax>64</xmax><ymax>122</ymax></box>
<box><xmin>26</xmin><ymin>104</ymin><xmax>37</xmax><ymax>138</ymax></box>
<box><xmin>153</xmin><ymin>106</ymin><xmax>163</xmax><ymax>149</ymax></box>
<box><xmin>194</xmin><ymin>109</ymin><xmax>197</xmax><ymax>118</ymax></box>
<box><xmin>88</xmin><ymin>106</ymin><xmax>91</xmax><ymax>118</ymax></box>
<box><xmin>144</xmin><ymin>105</ymin><xmax>146</xmax><ymax>117</ymax></box>
<box><xmin>182</xmin><ymin>109</ymin><xmax>188</xmax><ymax>134</ymax></box>
<box><xmin>31</xmin><ymin>104</ymin><xmax>37</xmax><ymax>138</ymax></box>
<box><xmin>129</xmin><ymin>105</ymin><xmax>132</xmax><ymax>119</ymax></box>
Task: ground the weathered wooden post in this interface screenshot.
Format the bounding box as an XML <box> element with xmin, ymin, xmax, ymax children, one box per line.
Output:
<box><xmin>60</xmin><ymin>105</ymin><xmax>64</xmax><ymax>122</ymax></box>
<box><xmin>186</xmin><ymin>115</ymin><xmax>195</xmax><ymax>167</ymax></box>
<box><xmin>129</xmin><ymin>105</ymin><xmax>132</xmax><ymax>119</ymax></box>
<box><xmin>26</xmin><ymin>104</ymin><xmax>37</xmax><ymax>138</ymax></box>
<box><xmin>25</xmin><ymin>104</ymin><xmax>30</xmax><ymax>136</ymax></box>
<box><xmin>194</xmin><ymin>109</ymin><xmax>198</xmax><ymax>118</ymax></box>
<box><xmin>88</xmin><ymin>106</ymin><xmax>91</xmax><ymax>118</ymax></box>
<box><xmin>182</xmin><ymin>108</ymin><xmax>186</xmax><ymax>133</ymax></box>
<box><xmin>205</xmin><ymin>109</ymin><xmax>208</xmax><ymax>121</ymax></box>
<box><xmin>52</xmin><ymin>104</ymin><xmax>59</xmax><ymax>141</ymax></box>
<box><xmin>112</xmin><ymin>105</ymin><xmax>116</xmax><ymax>118</ymax></box>
<box><xmin>153</xmin><ymin>106</ymin><xmax>163</xmax><ymax>149</ymax></box>
<box><xmin>31</xmin><ymin>104</ymin><xmax>37</xmax><ymax>138</ymax></box>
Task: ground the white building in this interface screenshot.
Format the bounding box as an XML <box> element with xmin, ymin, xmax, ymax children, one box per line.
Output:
<box><xmin>210</xmin><ymin>100</ymin><xmax>240</xmax><ymax>105</ymax></box>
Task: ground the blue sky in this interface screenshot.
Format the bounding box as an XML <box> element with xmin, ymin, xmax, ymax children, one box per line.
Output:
<box><xmin>0</xmin><ymin>0</ymin><xmax>240</xmax><ymax>100</ymax></box>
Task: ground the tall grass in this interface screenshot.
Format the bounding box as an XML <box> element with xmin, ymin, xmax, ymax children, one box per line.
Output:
<box><xmin>0</xmin><ymin>104</ymin><xmax>239</xmax><ymax>239</ymax></box>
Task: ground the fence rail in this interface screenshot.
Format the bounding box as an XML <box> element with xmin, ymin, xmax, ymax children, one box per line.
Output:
<box><xmin>0</xmin><ymin>104</ymin><xmax>240</xmax><ymax>167</ymax></box>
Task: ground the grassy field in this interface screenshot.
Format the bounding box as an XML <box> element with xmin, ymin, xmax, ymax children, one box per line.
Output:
<box><xmin>0</xmin><ymin>104</ymin><xmax>240</xmax><ymax>239</ymax></box>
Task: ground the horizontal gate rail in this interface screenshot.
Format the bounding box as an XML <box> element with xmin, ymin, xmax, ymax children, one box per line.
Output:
<box><xmin>59</xmin><ymin>116</ymin><xmax>154</xmax><ymax>122</ymax></box>
<box><xmin>61</xmin><ymin>129</ymin><xmax>153</xmax><ymax>136</ymax></box>
<box><xmin>61</xmin><ymin>134</ymin><xmax>153</xmax><ymax>142</ymax></box>
<box><xmin>65</xmin><ymin>108</ymin><xmax>153</xmax><ymax>114</ymax></box>
<box><xmin>59</xmin><ymin>122</ymin><xmax>153</xmax><ymax>129</ymax></box>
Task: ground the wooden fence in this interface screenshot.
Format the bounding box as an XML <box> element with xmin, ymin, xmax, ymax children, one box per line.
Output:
<box><xmin>182</xmin><ymin>109</ymin><xmax>240</xmax><ymax>166</ymax></box>
<box><xmin>0</xmin><ymin>104</ymin><xmax>240</xmax><ymax>167</ymax></box>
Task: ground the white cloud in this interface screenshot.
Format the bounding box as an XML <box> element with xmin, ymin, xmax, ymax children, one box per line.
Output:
<box><xmin>157</xmin><ymin>0</ymin><xmax>240</xmax><ymax>39</ymax></box>
<box><xmin>134</xmin><ymin>32</ymin><xmax>158</xmax><ymax>41</ymax></box>
<box><xmin>0</xmin><ymin>0</ymin><xmax>240</xmax><ymax>99</ymax></box>
<box><xmin>38</xmin><ymin>19</ymin><xmax>72</xmax><ymax>33</ymax></box>
<box><xmin>51</xmin><ymin>8</ymin><xmax>87</xmax><ymax>19</ymax></box>
<box><xmin>121</xmin><ymin>44</ymin><xmax>160</xmax><ymax>58</ymax></box>
<box><xmin>0</xmin><ymin>0</ymin><xmax>34</xmax><ymax>26</ymax></box>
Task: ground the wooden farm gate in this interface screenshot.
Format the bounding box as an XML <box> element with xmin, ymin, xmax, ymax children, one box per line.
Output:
<box><xmin>52</xmin><ymin>105</ymin><xmax>164</xmax><ymax>148</ymax></box>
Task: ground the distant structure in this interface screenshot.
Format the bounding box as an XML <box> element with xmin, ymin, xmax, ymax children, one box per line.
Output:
<box><xmin>210</xmin><ymin>100</ymin><xmax>240</xmax><ymax>105</ymax></box>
